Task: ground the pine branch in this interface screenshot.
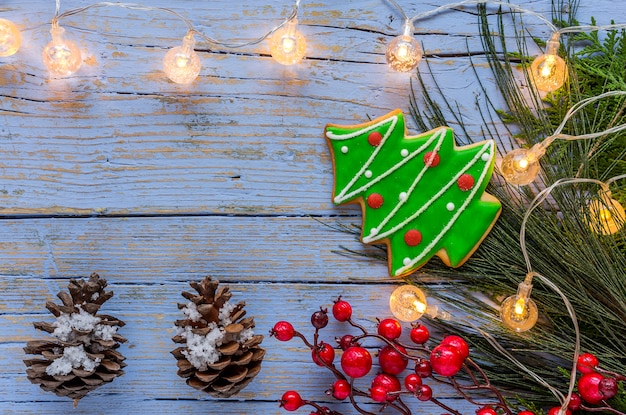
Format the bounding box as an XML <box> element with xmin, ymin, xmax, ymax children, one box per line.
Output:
<box><xmin>334</xmin><ymin>0</ymin><xmax>626</xmax><ymax>407</ymax></box>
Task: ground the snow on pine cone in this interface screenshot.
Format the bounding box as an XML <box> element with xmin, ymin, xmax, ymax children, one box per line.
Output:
<box><xmin>171</xmin><ymin>276</ymin><xmax>265</xmax><ymax>398</ymax></box>
<box><xmin>23</xmin><ymin>273</ymin><xmax>127</xmax><ymax>406</ymax></box>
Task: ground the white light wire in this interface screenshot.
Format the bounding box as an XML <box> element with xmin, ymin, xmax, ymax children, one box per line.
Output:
<box><xmin>545</xmin><ymin>90</ymin><xmax>626</xmax><ymax>145</ymax></box>
<box><xmin>54</xmin><ymin>2</ymin><xmax>194</xmax><ymax>31</ymax></box>
<box><xmin>52</xmin><ymin>0</ymin><xmax>300</xmax><ymax>49</ymax></box>
<box><xmin>557</xmin><ymin>23</ymin><xmax>626</xmax><ymax>35</ymax></box>
<box><xmin>474</xmin><ymin>323</ymin><xmax>567</xmax><ymax>403</ymax></box>
<box><xmin>193</xmin><ymin>0</ymin><xmax>299</xmax><ymax>49</ymax></box>
<box><xmin>386</xmin><ymin>0</ymin><xmax>558</xmax><ymax>33</ymax></box>
<box><xmin>515</xmin><ymin>171</ymin><xmax>625</xmax><ymax>414</ymax></box>
<box><xmin>519</xmin><ymin>177</ymin><xmax>604</xmax><ymax>275</ymax></box>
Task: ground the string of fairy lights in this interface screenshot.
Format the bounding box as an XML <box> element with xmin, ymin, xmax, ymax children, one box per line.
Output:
<box><xmin>2</xmin><ymin>1</ymin><xmax>626</xmax><ymax>408</ymax></box>
<box><xmin>1</xmin><ymin>0</ymin><xmax>626</xmax><ymax>87</ymax></box>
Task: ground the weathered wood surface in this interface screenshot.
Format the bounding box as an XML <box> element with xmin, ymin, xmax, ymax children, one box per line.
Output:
<box><xmin>0</xmin><ymin>0</ymin><xmax>613</xmax><ymax>414</ymax></box>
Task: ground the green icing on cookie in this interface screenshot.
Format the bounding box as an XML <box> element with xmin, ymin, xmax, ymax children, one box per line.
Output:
<box><xmin>325</xmin><ymin>109</ymin><xmax>502</xmax><ymax>277</ymax></box>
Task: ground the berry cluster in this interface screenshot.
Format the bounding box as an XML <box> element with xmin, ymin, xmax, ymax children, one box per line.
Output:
<box><xmin>568</xmin><ymin>352</ymin><xmax>625</xmax><ymax>413</ymax></box>
<box><xmin>270</xmin><ymin>297</ymin><xmax>533</xmax><ymax>415</ymax></box>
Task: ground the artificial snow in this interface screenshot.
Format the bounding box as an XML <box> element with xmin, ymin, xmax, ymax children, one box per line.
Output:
<box><xmin>45</xmin><ymin>345</ymin><xmax>101</xmax><ymax>376</ymax></box>
<box><xmin>218</xmin><ymin>301</ymin><xmax>236</xmax><ymax>325</ymax></box>
<box><xmin>52</xmin><ymin>307</ymin><xmax>101</xmax><ymax>342</ymax></box>
<box><xmin>51</xmin><ymin>305</ymin><xmax>120</xmax><ymax>348</ymax></box>
<box><xmin>93</xmin><ymin>323</ymin><xmax>117</xmax><ymax>341</ymax></box>
<box><xmin>182</xmin><ymin>301</ymin><xmax>202</xmax><ymax>322</ymax></box>
<box><xmin>180</xmin><ymin>323</ymin><xmax>223</xmax><ymax>370</ymax></box>
<box><xmin>179</xmin><ymin>300</ymin><xmax>258</xmax><ymax>371</ymax></box>
<box><xmin>239</xmin><ymin>327</ymin><xmax>255</xmax><ymax>343</ymax></box>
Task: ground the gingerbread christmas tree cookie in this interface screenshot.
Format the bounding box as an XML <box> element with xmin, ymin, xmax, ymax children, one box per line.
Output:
<box><xmin>325</xmin><ymin>109</ymin><xmax>502</xmax><ymax>277</ymax></box>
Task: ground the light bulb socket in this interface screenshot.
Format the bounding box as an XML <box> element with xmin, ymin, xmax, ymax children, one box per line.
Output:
<box><xmin>425</xmin><ymin>304</ymin><xmax>451</xmax><ymax>321</ymax></box>
<box><xmin>545</xmin><ymin>39</ymin><xmax>560</xmax><ymax>55</ymax></box>
<box><xmin>181</xmin><ymin>32</ymin><xmax>196</xmax><ymax>56</ymax></box>
<box><xmin>402</xmin><ymin>20</ymin><xmax>414</xmax><ymax>37</ymax></box>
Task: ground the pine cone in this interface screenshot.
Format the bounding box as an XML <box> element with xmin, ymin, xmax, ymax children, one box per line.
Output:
<box><xmin>23</xmin><ymin>273</ymin><xmax>127</xmax><ymax>406</ymax></box>
<box><xmin>171</xmin><ymin>276</ymin><xmax>265</xmax><ymax>398</ymax></box>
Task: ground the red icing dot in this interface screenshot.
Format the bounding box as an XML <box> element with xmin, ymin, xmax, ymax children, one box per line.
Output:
<box><xmin>457</xmin><ymin>174</ymin><xmax>475</xmax><ymax>191</ymax></box>
<box><xmin>423</xmin><ymin>152</ymin><xmax>440</xmax><ymax>167</ymax></box>
<box><xmin>367</xmin><ymin>193</ymin><xmax>384</xmax><ymax>209</ymax></box>
<box><xmin>404</xmin><ymin>229</ymin><xmax>422</xmax><ymax>246</ymax></box>
<box><xmin>368</xmin><ymin>131</ymin><xmax>383</xmax><ymax>147</ymax></box>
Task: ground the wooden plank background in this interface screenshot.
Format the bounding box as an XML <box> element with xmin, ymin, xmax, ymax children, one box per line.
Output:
<box><xmin>0</xmin><ymin>0</ymin><xmax>611</xmax><ymax>414</ymax></box>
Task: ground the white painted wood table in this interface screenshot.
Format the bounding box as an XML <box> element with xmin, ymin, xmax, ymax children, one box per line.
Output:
<box><xmin>0</xmin><ymin>0</ymin><xmax>613</xmax><ymax>414</ymax></box>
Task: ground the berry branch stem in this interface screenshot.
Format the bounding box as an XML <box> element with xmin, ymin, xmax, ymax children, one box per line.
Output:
<box><xmin>580</xmin><ymin>404</ymin><xmax>626</xmax><ymax>415</ymax></box>
<box><xmin>271</xmin><ymin>297</ymin><xmax>626</xmax><ymax>415</ymax></box>
<box><xmin>430</xmin><ymin>396</ymin><xmax>464</xmax><ymax>415</ymax></box>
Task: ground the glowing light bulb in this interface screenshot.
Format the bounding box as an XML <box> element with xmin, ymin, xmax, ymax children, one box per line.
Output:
<box><xmin>389</xmin><ymin>285</ymin><xmax>450</xmax><ymax>322</ymax></box>
<box><xmin>42</xmin><ymin>25</ymin><xmax>82</xmax><ymax>77</ymax></box>
<box><xmin>529</xmin><ymin>38</ymin><xmax>567</xmax><ymax>92</ymax></box>
<box><xmin>386</xmin><ymin>23</ymin><xmax>422</xmax><ymax>72</ymax></box>
<box><xmin>501</xmin><ymin>278</ymin><xmax>538</xmax><ymax>332</ymax></box>
<box><xmin>269</xmin><ymin>19</ymin><xmax>306</xmax><ymax>65</ymax></box>
<box><xmin>588</xmin><ymin>193</ymin><xmax>625</xmax><ymax>235</ymax></box>
<box><xmin>500</xmin><ymin>142</ymin><xmax>547</xmax><ymax>185</ymax></box>
<box><xmin>163</xmin><ymin>32</ymin><xmax>201</xmax><ymax>84</ymax></box>
<box><xmin>0</xmin><ymin>18</ymin><xmax>21</xmax><ymax>57</ymax></box>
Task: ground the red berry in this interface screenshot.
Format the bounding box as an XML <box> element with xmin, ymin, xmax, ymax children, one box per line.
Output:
<box><xmin>599</xmin><ymin>377</ymin><xmax>618</xmax><ymax>399</ymax></box>
<box><xmin>578</xmin><ymin>372</ymin><xmax>605</xmax><ymax>404</ymax></box>
<box><xmin>415</xmin><ymin>359</ymin><xmax>432</xmax><ymax>378</ymax></box>
<box><xmin>332</xmin><ymin>299</ymin><xmax>353</xmax><ymax>322</ymax></box>
<box><xmin>312</xmin><ymin>342</ymin><xmax>335</xmax><ymax>366</ymax></box>
<box><xmin>341</xmin><ymin>346</ymin><xmax>373</xmax><ymax>378</ymax></box>
<box><xmin>281</xmin><ymin>390</ymin><xmax>304</xmax><ymax>411</ymax></box>
<box><xmin>417</xmin><ymin>384</ymin><xmax>432</xmax><ymax>401</ymax></box>
<box><xmin>370</xmin><ymin>385</ymin><xmax>388</xmax><ymax>402</ymax></box>
<box><xmin>568</xmin><ymin>394</ymin><xmax>582</xmax><ymax>411</ymax></box>
<box><xmin>311</xmin><ymin>308</ymin><xmax>329</xmax><ymax>329</ymax></box>
<box><xmin>410</xmin><ymin>324</ymin><xmax>430</xmax><ymax>344</ymax></box>
<box><xmin>430</xmin><ymin>344</ymin><xmax>464</xmax><ymax>377</ymax></box>
<box><xmin>477</xmin><ymin>406</ymin><xmax>497</xmax><ymax>415</ymax></box>
<box><xmin>404</xmin><ymin>373</ymin><xmax>422</xmax><ymax>392</ymax></box>
<box><xmin>441</xmin><ymin>335</ymin><xmax>470</xmax><ymax>360</ymax></box>
<box><xmin>518</xmin><ymin>411</ymin><xmax>535</xmax><ymax>415</ymax></box>
<box><xmin>378</xmin><ymin>318</ymin><xmax>402</xmax><ymax>340</ymax></box>
<box><xmin>378</xmin><ymin>344</ymin><xmax>408</xmax><ymax>375</ymax></box>
<box><xmin>331</xmin><ymin>379</ymin><xmax>351</xmax><ymax>400</ymax></box>
<box><xmin>272</xmin><ymin>321</ymin><xmax>295</xmax><ymax>341</ymax></box>
<box><xmin>548</xmin><ymin>407</ymin><xmax>571</xmax><ymax>415</ymax></box>
<box><xmin>371</xmin><ymin>373</ymin><xmax>401</xmax><ymax>402</ymax></box>
<box><xmin>577</xmin><ymin>353</ymin><xmax>599</xmax><ymax>374</ymax></box>
<box><xmin>338</xmin><ymin>334</ymin><xmax>356</xmax><ymax>351</ymax></box>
